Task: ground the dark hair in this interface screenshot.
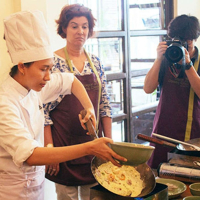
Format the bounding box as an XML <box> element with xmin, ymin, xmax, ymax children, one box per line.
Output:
<box><xmin>9</xmin><ymin>62</ymin><xmax>34</xmax><ymax>77</ymax></box>
<box><xmin>167</xmin><ymin>14</ymin><xmax>200</xmax><ymax>40</ymax></box>
<box><xmin>56</xmin><ymin>4</ymin><xmax>96</xmax><ymax>39</ymax></box>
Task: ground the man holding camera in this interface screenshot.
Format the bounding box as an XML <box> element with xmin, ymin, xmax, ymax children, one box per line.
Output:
<box><xmin>144</xmin><ymin>14</ymin><xmax>200</xmax><ymax>168</ymax></box>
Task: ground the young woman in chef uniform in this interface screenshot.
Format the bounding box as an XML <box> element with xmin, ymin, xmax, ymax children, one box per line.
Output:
<box><xmin>0</xmin><ymin>10</ymin><xmax>126</xmax><ymax>200</ymax></box>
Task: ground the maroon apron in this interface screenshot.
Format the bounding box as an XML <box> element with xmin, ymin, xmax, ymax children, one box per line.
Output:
<box><xmin>45</xmin><ymin>73</ymin><xmax>102</xmax><ymax>186</ymax></box>
<box><xmin>148</xmin><ymin>59</ymin><xmax>200</xmax><ymax>169</ymax></box>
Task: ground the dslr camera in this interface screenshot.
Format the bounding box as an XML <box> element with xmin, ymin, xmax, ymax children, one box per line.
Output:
<box><xmin>165</xmin><ymin>37</ymin><xmax>188</xmax><ymax>64</ymax></box>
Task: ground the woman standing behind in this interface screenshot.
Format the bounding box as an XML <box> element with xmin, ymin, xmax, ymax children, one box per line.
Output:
<box><xmin>44</xmin><ymin>4</ymin><xmax>112</xmax><ymax>200</ymax></box>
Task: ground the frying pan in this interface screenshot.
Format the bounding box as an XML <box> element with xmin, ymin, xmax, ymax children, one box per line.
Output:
<box><xmin>91</xmin><ymin>156</ymin><xmax>156</xmax><ymax>198</ymax></box>
<box><xmin>80</xmin><ymin>110</ymin><xmax>156</xmax><ymax>198</ymax></box>
<box><xmin>137</xmin><ymin>134</ymin><xmax>200</xmax><ymax>157</ymax></box>
<box><xmin>152</xmin><ymin>133</ymin><xmax>200</xmax><ymax>151</ymax></box>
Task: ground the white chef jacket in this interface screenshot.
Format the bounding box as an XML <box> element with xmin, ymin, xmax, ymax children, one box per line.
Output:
<box><xmin>0</xmin><ymin>73</ymin><xmax>74</xmax><ymax>200</ymax></box>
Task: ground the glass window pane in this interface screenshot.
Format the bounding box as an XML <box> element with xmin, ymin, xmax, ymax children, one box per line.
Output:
<box><xmin>131</xmin><ymin>62</ymin><xmax>153</xmax><ymax>71</ymax></box>
<box><xmin>68</xmin><ymin>0</ymin><xmax>122</xmax><ymax>31</ymax></box>
<box><xmin>129</xmin><ymin>0</ymin><xmax>164</xmax><ymax>30</ymax></box>
<box><xmin>129</xmin><ymin>0</ymin><xmax>160</xmax><ymax>3</ymax></box>
<box><xmin>131</xmin><ymin>112</ymin><xmax>155</xmax><ymax>143</ymax></box>
<box><xmin>85</xmin><ymin>38</ymin><xmax>123</xmax><ymax>73</ymax></box>
<box><xmin>107</xmin><ymin>80</ymin><xmax>124</xmax><ymax>115</ymax></box>
<box><xmin>112</xmin><ymin>121</ymin><xmax>125</xmax><ymax>142</ymax></box>
<box><xmin>130</xmin><ymin>36</ymin><xmax>159</xmax><ymax>59</ymax></box>
<box><xmin>131</xmin><ymin>76</ymin><xmax>157</xmax><ymax>107</ymax></box>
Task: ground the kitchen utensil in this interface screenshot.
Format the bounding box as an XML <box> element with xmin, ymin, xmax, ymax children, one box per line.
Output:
<box><xmin>91</xmin><ymin>156</ymin><xmax>156</xmax><ymax>198</ymax></box>
<box><xmin>152</xmin><ymin>133</ymin><xmax>200</xmax><ymax>151</ymax></box>
<box><xmin>80</xmin><ymin>109</ymin><xmax>98</xmax><ymax>139</ymax></box>
<box><xmin>189</xmin><ymin>183</ymin><xmax>200</xmax><ymax>196</ymax></box>
<box><xmin>80</xmin><ymin>110</ymin><xmax>156</xmax><ymax>197</ymax></box>
<box><xmin>110</xmin><ymin>142</ymin><xmax>155</xmax><ymax>166</ymax></box>
<box><xmin>80</xmin><ymin>110</ymin><xmax>155</xmax><ymax>166</ymax></box>
<box><xmin>137</xmin><ymin>133</ymin><xmax>177</xmax><ymax>148</ymax></box>
<box><xmin>158</xmin><ymin>163</ymin><xmax>200</xmax><ymax>183</ymax></box>
<box><xmin>183</xmin><ymin>197</ymin><xmax>200</xmax><ymax>200</ymax></box>
<box><xmin>156</xmin><ymin>178</ymin><xmax>187</xmax><ymax>199</ymax></box>
<box><xmin>137</xmin><ymin>134</ymin><xmax>200</xmax><ymax>152</ymax></box>
<box><xmin>90</xmin><ymin>183</ymin><xmax>168</xmax><ymax>200</ymax></box>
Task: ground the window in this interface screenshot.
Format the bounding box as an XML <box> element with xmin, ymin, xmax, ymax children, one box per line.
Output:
<box><xmin>68</xmin><ymin>0</ymin><xmax>174</xmax><ymax>143</ymax></box>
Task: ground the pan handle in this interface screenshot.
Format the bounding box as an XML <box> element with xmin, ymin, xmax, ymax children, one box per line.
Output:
<box><xmin>137</xmin><ymin>134</ymin><xmax>177</xmax><ymax>148</ymax></box>
<box><xmin>80</xmin><ymin>109</ymin><xmax>98</xmax><ymax>139</ymax></box>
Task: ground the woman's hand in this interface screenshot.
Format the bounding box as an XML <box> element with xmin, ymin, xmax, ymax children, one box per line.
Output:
<box><xmin>46</xmin><ymin>163</ymin><xmax>60</xmax><ymax>176</ymax></box>
<box><xmin>184</xmin><ymin>48</ymin><xmax>191</xmax><ymax>63</ymax></box>
<box><xmin>78</xmin><ymin>108</ymin><xmax>96</xmax><ymax>131</ymax></box>
<box><xmin>87</xmin><ymin>137</ymin><xmax>127</xmax><ymax>167</ymax></box>
<box><xmin>157</xmin><ymin>41</ymin><xmax>168</xmax><ymax>61</ymax></box>
<box><xmin>178</xmin><ymin>48</ymin><xmax>191</xmax><ymax>66</ymax></box>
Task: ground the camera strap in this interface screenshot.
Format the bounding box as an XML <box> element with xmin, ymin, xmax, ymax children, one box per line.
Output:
<box><xmin>169</xmin><ymin>63</ymin><xmax>184</xmax><ymax>78</ymax></box>
<box><xmin>184</xmin><ymin>54</ymin><xmax>200</xmax><ymax>141</ymax></box>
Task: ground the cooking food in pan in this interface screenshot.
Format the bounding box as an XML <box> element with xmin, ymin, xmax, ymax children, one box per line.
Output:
<box><xmin>94</xmin><ymin>161</ymin><xmax>144</xmax><ymax>197</ymax></box>
<box><xmin>91</xmin><ymin>156</ymin><xmax>156</xmax><ymax>198</ymax></box>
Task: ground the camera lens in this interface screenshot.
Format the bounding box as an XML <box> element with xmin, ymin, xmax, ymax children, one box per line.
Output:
<box><xmin>165</xmin><ymin>43</ymin><xmax>185</xmax><ymax>63</ymax></box>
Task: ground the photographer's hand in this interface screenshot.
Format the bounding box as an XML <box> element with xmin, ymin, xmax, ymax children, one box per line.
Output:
<box><xmin>157</xmin><ymin>41</ymin><xmax>168</xmax><ymax>60</ymax></box>
<box><xmin>184</xmin><ymin>48</ymin><xmax>191</xmax><ymax>64</ymax></box>
<box><xmin>144</xmin><ymin>41</ymin><xmax>167</xmax><ymax>94</ymax></box>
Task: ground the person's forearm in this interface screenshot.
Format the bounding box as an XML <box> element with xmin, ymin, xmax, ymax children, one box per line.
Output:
<box><xmin>26</xmin><ymin>143</ymin><xmax>90</xmax><ymax>166</ymax></box>
<box><xmin>143</xmin><ymin>59</ymin><xmax>162</xmax><ymax>93</ymax></box>
<box><xmin>101</xmin><ymin>117</ymin><xmax>112</xmax><ymax>138</ymax></box>
<box><xmin>44</xmin><ymin>125</ymin><xmax>54</xmax><ymax>147</ymax></box>
<box><xmin>185</xmin><ymin>67</ymin><xmax>200</xmax><ymax>98</ymax></box>
<box><xmin>26</xmin><ymin>137</ymin><xmax>127</xmax><ymax>167</ymax></box>
<box><xmin>71</xmin><ymin>77</ymin><xmax>93</xmax><ymax>110</ymax></box>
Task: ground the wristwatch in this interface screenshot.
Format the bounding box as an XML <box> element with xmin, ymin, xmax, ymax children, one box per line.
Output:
<box><xmin>185</xmin><ymin>61</ymin><xmax>193</xmax><ymax>70</ymax></box>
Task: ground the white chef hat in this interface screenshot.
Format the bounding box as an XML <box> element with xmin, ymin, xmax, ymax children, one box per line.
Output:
<box><xmin>4</xmin><ymin>10</ymin><xmax>53</xmax><ymax>66</ymax></box>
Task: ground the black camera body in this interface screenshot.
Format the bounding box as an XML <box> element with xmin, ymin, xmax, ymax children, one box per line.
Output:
<box><xmin>165</xmin><ymin>37</ymin><xmax>187</xmax><ymax>64</ymax></box>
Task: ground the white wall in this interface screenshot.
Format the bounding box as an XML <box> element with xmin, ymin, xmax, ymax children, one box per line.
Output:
<box><xmin>176</xmin><ymin>0</ymin><xmax>200</xmax><ymax>49</ymax></box>
<box><xmin>0</xmin><ymin>0</ymin><xmax>21</xmax><ymax>84</ymax></box>
<box><xmin>0</xmin><ymin>0</ymin><xmax>69</xmax><ymax>85</ymax></box>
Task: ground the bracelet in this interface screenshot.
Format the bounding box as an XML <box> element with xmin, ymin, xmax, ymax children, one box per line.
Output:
<box><xmin>46</xmin><ymin>143</ymin><xmax>53</xmax><ymax>148</ymax></box>
<box><xmin>185</xmin><ymin>61</ymin><xmax>193</xmax><ymax>70</ymax></box>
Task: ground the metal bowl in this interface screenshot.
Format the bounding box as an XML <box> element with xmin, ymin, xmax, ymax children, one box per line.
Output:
<box><xmin>110</xmin><ymin>142</ymin><xmax>155</xmax><ymax>166</ymax></box>
<box><xmin>91</xmin><ymin>156</ymin><xmax>156</xmax><ymax>198</ymax></box>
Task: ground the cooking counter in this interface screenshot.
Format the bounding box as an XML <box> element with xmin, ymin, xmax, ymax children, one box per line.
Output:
<box><xmin>90</xmin><ymin>182</ymin><xmax>168</xmax><ymax>200</ymax></box>
<box><xmin>153</xmin><ymin>168</ymin><xmax>194</xmax><ymax>200</ymax></box>
<box><xmin>90</xmin><ymin>181</ymin><xmax>193</xmax><ymax>200</ymax></box>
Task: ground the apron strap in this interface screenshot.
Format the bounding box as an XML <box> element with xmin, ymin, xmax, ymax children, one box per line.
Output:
<box><xmin>184</xmin><ymin>54</ymin><xmax>200</xmax><ymax>141</ymax></box>
<box><xmin>64</xmin><ymin>46</ymin><xmax>102</xmax><ymax>132</ymax></box>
